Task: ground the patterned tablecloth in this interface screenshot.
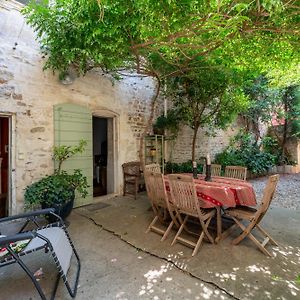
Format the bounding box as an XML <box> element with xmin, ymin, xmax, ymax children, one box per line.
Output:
<box><xmin>164</xmin><ymin>174</ymin><xmax>257</xmax><ymax>209</ymax></box>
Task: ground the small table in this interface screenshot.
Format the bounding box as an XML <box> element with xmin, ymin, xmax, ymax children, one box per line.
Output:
<box><xmin>164</xmin><ymin>174</ymin><xmax>257</xmax><ymax>242</ymax></box>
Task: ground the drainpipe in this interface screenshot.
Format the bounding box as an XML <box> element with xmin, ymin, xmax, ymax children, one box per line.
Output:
<box><xmin>163</xmin><ymin>84</ymin><xmax>168</xmax><ymax>167</ymax></box>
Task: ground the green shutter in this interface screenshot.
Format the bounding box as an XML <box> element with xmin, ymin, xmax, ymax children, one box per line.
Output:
<box><xmin>54</xmin><ymin>104</ymin><xmax>93</xmax><ymax>207</ymax></box>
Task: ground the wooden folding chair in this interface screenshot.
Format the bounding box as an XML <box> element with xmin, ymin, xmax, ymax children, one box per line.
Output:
<box><xmin>168</xmin><ymin>174</ymin><xmax>216</xmax><ymax>256</ymax></box>
<box><xmin>144</xmin><ymin>171</ymin><xmax>179</xmax><ymax>241</ymax></box>
<box><xmin>144</xmin><ymin>163</ymin><xmax>161</xmax><ymax>174</ymax></box>
<box><xmin>203</xmin><ymin>164</ymin><xmax>222</xmax><ymax>177</ymax></box>
<box><xmin>223</xmin><ymin>174</ymin><xmax>280</xmax><ymax>256</ymax></box>
<box><xmin>224</xmin><ymin>165</ymin><xmax>247</xmax><ymax>180</ymax></box>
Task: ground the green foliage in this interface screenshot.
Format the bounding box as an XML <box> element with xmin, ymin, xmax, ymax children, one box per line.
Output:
<box><xmin>25</xmin><ymin>140</ymin><xmax>89</xmax><ymax>208</ymax></box>
<box><xmin>243</xmin><ymin>76</ymin><xmax>281</xmax><ymax>125</ymax></box>
<box><xmin>165</xmin><ymin>160</ymin><xmax>203</xmax><ymax>174</ymax></box>
<box><xmin>24</xmin><ymin>170</ymin><xmax>88</xmax><ymax>207</ymax></box>
<box><xmin>54</xmin><ymin>139</ymin><xmax>87</xmax><ymax>172</ymax></box>
<box><xmin>164</xmin><ymin>65</ymin><xmax>248</xmax><ymax>160</ymax></box>
<box><xmin>282</xmin><ymin>85</ymin><xmax>300</xmax><ymax>139</ymax></box>
<box><xmin>153</xmin><ymin>110</ymin><xmax>181</xmax><ymax>136</ymax></box>
<box><xmin>166</xmin><ymin>67</ymin><xmax>248</xmax><ymax>130</ymax></box>
<box><xmin>22</xmin><ymin>0</ymin><xmax>300</xmax><ymax>84</ymax></box>
<box><xmin>214</xmin><ymin>130</ymin><xmax>276</xmax><ymax>175</ymax></box>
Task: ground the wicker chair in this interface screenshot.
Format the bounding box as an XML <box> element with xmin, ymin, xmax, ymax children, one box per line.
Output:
<box><xmin>144</xmin><ymin>171</ymin><xmax>179</xmax><ymax>241</ymax></box>
<box><xmin>224</xmin><ymin>165</ymin><xmax>247</xmax><ymax>181</ymax></box>
<box><xmin>223</xmin><ymin>174</ymin><xmax>280</xmax><ymax>256</ymax></box>
<box><xmin>122</xmin><ymin>161</ymin><xmax>144</xmax><ymax>199</ymax></box>
<box><xmin>168</xmin><ymin>174</ymin><xmax>216</xmax><ymax>256</ymax></box>
<box><xmin>0</xmin><ymin>208</ymin><xmax>80</xmax><ymax>300</ymax></box>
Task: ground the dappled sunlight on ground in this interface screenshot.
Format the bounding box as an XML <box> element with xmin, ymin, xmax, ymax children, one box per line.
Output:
<box><xmin>136</xmin><ymin>262</ymin><xmax>229</xmax><ymax>299</ymax></box>
<box><xmin>204</xmin><ymin>243</ymin><xmax>300</xmax><ymax>299</ymax></box>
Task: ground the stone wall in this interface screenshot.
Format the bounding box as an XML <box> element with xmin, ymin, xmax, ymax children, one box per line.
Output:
<box><xmin>0</xmin><ymin>1</ymin><xmax>156</xmax><ymax>213</ymax></box>
<box><xmin>167</xmin><ymin>124</ymin><xmax>238</xmax><ymax>163</ymax></box>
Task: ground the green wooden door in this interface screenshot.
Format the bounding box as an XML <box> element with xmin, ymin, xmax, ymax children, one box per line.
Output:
<box><xmin>54</xmin><ymin>103</ymin><xmax>93</xmax><ymax>207</ymax></box>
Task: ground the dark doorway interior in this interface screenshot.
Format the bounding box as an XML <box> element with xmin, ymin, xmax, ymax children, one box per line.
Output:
<box><xmin>93</xmin><ymin>117</ymin><xmax>108</xmax><ymax>197</ymax></box>
<box><xmin>0</xmin><ymin>117</ymin><xmax>9</xmax><ymax>217</ymax></box>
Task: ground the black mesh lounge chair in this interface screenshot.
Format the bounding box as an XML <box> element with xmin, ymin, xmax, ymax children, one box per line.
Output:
<box><xmin>0</xmin><ymin>208</ymin><xmax>80</xmax><ymax>300</ymax></box>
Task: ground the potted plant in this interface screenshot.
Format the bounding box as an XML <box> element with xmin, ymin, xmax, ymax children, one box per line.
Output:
<box><xmin>24</xmin><ymin>140</ymin><xmax>88</xmax><ymax>220</ymax></box>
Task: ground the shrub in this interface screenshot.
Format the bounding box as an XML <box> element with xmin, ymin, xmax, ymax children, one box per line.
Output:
<box><xmin>214</xmin><ymin>130</ymin><xmax>276</xmax><ymax>175</ymax></box>
<box><xmin>165</xmin><ymin>160</ymin><xmax>204</xmax><ymax>174</ymax></box>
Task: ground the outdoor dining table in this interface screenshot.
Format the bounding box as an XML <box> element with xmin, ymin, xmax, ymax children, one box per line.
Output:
<box><xmin>164</xmin><ymin>174</ymin><xmax>257</xmax><ymax>242</ymax></box>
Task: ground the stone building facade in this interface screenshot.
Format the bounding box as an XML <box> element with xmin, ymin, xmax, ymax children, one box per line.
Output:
<box><xmin>0</xmin><ymin>1</ymin><xmax>158</xmax><ymax>214</ymax></box>
<box><xmin>0</xmin><ymin>0</ymin><xmax>237</xmax><ymax>215</ymax></box>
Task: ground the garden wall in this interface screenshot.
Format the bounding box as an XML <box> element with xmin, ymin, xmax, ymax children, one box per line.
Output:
<box><xmin>166</xmin><ymin>121</ymin><xmax>239</xmax><ymax>163</ymax></box>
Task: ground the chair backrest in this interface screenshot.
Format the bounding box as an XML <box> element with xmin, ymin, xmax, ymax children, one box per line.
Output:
<box><xmin>144</xmin><ymin>163</ymin><xmax>161</xmax><ymax>174</ymax></box>
<box><xmin>224</xmin><ymin>165</ymin><xmax>247</xmax><ymax>180</ymax></box>
<box><xmin>145</xmin><ymin>171</ymin><xmax>168</xmax><ymax>208</ymax></box>
<box><xmin>122</xmin><ymin>161</ymin><xmax>141</xmax><ymax>177</ymax></box>
<box><xmin>255</xmin><ymin>174</ymin><xmax>280</xmax><ymax>223</ymax></box>
<box><xmin>168</xmin><ymin>174</ymin><xmax>207</xmax><ymax>217</ymax></box>
<box><xmin>202</xmin><ymin>164</ymin><xmax>222</xmax><ymax>177</ymax></box>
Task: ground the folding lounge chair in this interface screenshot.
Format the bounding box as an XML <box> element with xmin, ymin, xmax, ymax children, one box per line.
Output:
<box><xmin>223</xmin><ymin>174</ymin><xmax>280</xmax><ymax>256</ymax></box>
<box><xmin>168</xmin><ymin>174</ymin><xmax>216</xmax><ymax>256</ymax></box>
<box><xmin>224</xmin><ymin>165</ymin><xmax>247</xmax><ymax>181</ymax></box>
<box><xmin>144</xmin><ymin>171</ymin><xmax>179</xmax><ymax>241</ymax></box>
<box><xmin>0</xmin><ymin>208</ymin><xmax>80</xmax><ymax>300</ymax></box>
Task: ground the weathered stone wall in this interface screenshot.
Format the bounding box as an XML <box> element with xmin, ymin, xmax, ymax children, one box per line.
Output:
<box><xmin>167</xmin><ymin>125</ymin><xmax>238</xmax><ymax>163</ymax></box>
<box><xmin>0</xmin><ymin>1</ymin><xmax>156</xmax><ymax>213</ymax></box>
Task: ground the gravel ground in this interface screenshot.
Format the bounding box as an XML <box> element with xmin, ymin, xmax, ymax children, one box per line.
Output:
<box><xmin>249</xmin><ymin>173</ymin><xmax>300</xmax><ymax>210</ymax></box>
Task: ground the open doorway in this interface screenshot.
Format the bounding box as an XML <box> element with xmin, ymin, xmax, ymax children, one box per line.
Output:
<box><xmin>93</xmin><ymin>117</ymin><xmax>108</xmax><ymax>197</ymax></box>
<box><xmin>0</xmin><ymin>116</ymin><xmax>9</xmax><ymax>217</ymax></box>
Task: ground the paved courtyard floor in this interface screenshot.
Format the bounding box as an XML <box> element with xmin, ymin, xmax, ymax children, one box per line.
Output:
<box><xmin>1</xmin><ymin>191</ymin><xmax>299</xmax><ymax>300</ymax></box>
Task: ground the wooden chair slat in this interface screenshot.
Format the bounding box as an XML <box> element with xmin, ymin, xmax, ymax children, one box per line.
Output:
<box><xmin>144</xmin><ymin>171</ymin><xmax>179</xmax><ymax>241</ymax></box>
<box><xmin>224</xmin><ymin>166</ymin><xmax>247</xmax><ymax>181</ymax></box>
<box><xmin>167</xmin><ymin>174</ymin><xmax>216</xmax><ymax>256</ymax></box>
<box><xmin>203</xmin><ymin>164</ymin><xmax>222</xmax><ymax>177</ymax></box>
<box><xmin>144</xmin><ymin>163</ymin><xmax>161</xmax><ymax>174</ymax></box>
<box><xmin>122</xmin><ymin>161</ymin><xmax>144</xmax><ymax>199</ymax></box>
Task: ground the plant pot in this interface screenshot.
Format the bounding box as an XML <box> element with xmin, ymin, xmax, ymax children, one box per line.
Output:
<box><xmin>41</xmin><ymin>191</ymin><xmax>75</xmax><ymax>222</ymax></box>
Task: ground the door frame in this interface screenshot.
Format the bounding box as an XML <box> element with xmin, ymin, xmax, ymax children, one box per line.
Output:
<box><xmin>92</xmin><ymin>108</ymin><xmax>120</xmax><ymax>197</ymax></box>
<box><xmin>0</xmin><ymin>113</ymin><xmax>15</xmax><ymax>216</ymax></box>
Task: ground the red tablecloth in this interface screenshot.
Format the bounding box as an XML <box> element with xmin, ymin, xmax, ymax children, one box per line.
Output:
<box><xmin>164</xmin><ymin>174</ymin><xmax>256</xmax><ymax>209</ymax></box>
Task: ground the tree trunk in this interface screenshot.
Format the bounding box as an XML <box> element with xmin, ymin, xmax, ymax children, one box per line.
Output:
<box><xmin>280</xmin><ymin>92</ymin><xmax>289</xmax><ymax>164</ymax></box>
<box><xmin>139</xmin><ymin>77</ymin><xmax>161</xmax><ymax>169</ymax></box>
<box><xmin>191</xmin><ymin>124</ymin><xmax>200</xmax><ymax>161</ymax></box>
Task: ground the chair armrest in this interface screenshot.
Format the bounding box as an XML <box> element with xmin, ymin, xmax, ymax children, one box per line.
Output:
<box><xmin>0</xmin><ymin>232</ymin><xmax>36</xmax><ymax>247</ymax></box>
<box><xmin>0</xmin><ymin>208</ymin><xmax>55</xmax><ymax>223</ymax></box>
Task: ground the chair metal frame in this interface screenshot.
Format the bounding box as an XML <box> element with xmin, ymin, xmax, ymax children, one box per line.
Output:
<box><xmin>224</xmin><ymin>165</ymin><xmax>247</xmax><ymax>181</ymax></box>
<box><xmin>168</xmin><ymin>174</ymin><xmax>217</xmax><ymax>256</ymax></box>
<box><xmin>223</xmin><ymin>174</ymin><xmax>280</xmax><ymax>256</ymax></box>
<box><xmin>0</xmin><ymin>208</ymin><xmax>80</xmax><ymax>300</ymax></box>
